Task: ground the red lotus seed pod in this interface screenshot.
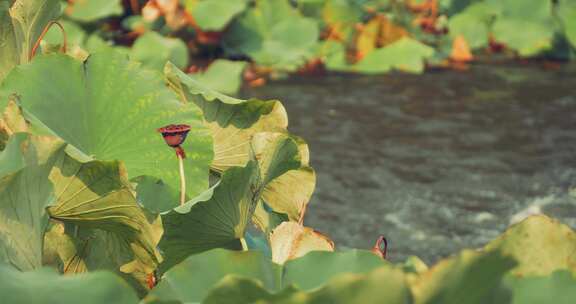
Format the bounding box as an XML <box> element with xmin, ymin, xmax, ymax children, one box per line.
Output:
<box><xmin>158</xmin><ymin>124</ymin><xmax>191</xmax><ymax>158</ymax></box>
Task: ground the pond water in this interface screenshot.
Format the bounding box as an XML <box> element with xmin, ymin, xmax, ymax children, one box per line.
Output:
<box><xmin>244</xmin><ymin>63</ymin><xmax>576</xmax><ymax>264</ymax></box>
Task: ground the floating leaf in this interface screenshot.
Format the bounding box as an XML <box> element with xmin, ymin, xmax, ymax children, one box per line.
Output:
<box><xmin>189</xmin><ymin>0</ymin><xmax>247</xmax><ymax>31</ymax></box>
<box><xmin>492</xmin><ymin>19</ymin><xmax>554</xmax><ymax>57</ymax></box>
<box><xmin>0</xmin><ymin>50</ymin><xmax>212</xmax><ymax>202</ymax></box>
<box><xmin>0</xmin><ymin>265</ymin><xmax>139</xmax><ymax>304</ymax></box>
<box><xmin>223</xmin><ymin>0</ymin><xmax>320</xmax><ymax>71</ymax></box>
<box><xmin>190</xmin><ymin>59</ymin><xmax>247</xmax><ymax>95</ymax></box>
<box><xmin>131</xmin><ymin>32</ymin><xmax>189</xmax><ymax>71</ymax></box>
<box><xmin>270</xmin><ymin>221</ymin><xmax>334</xmax><ymax>265</ymax></box>
<box><xmin>558</xmin><ymin>0</ymin><xmax>576</xmax><ymax>49</ymax></box>
<box><xmin>354</xmin><ymin>37</ymin><xmax>434</xmax><ymax>74</ymax></box>
<box><xmin>66</xmin><ymin>0</ymin><xmax>123</xmax><ymax>22</ymax></box>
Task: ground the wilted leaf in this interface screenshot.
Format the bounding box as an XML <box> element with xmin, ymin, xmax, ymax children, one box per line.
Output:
<box><xmin>0</xmin><ymin>264</ymin><xmax>139</xmax><ymax>304</ymax></box>
<box><xmin>450</xmin><ymin>34</ymin><xmax>473</xmax><ymax>62</ymax></box>
<box><xmin>0</xmin><ymin>50</ymin><xmax>213</xmax><ymax>203</ymax></box>
<box><xmin>270</xmin><ymin>221</ymin><xmax>334</xmax><ymax>265</ymax></box>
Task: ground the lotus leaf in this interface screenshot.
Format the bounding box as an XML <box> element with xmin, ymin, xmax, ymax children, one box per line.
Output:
<box><xmin>190</xmin><ymin>59</ymin><xmax>247</xmax><ymax>95</ymax></box>
<box><xmin>0</xmin><ymin>264</ymin><xmax>139</xmax><ymax>304</ymax></box>
<box><xmin>131</xmin><ymin>32</ymin><xmax>189</xmax><ymax>71</ymax></box>
<box><xmin>0</xmin><ymin>50</ymin><xmax>213</xmax><ymax>203</ymax></box>
<box><xmin>66</xmin><ymin>0</ymin><xmax>123</xmax><ymax>23</ymax></box>
<box><xmin>189</xmin><ymin>0</ymin><xmax>247</xmax><ymax>31</ymax></box>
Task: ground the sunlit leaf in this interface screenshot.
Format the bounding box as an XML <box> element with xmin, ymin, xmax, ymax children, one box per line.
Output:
<box><xmin>46</xmin><ymin>150</ymin><xmax>163</xmax><ymax>290</ymax></box>
<box><xmin>483</xmin><ymin>215</ymin><xmax>576</xmax><ymax>276</ymax></box>
<box><xmin>0</xmin><ymin>50</ymin><xmax>213</xmax><ymax>203</ymax></box>
<box><xmin>165</xmin><ymin>62</ymin><xmax>287</xmax><ymax>172</ymax></box>
<box><xmin>270</xmin><ymin>221</ymin><xmax>334</xmax><ymax>265</ymax></box>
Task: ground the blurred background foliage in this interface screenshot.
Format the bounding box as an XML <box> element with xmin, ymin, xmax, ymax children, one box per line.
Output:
<box><xmin>39</xmin><ymin>0</ymin><xmax>576</xmax><ymax>95</ymax></box>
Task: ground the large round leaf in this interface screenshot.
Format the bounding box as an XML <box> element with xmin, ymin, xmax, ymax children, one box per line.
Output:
<box><xmin>0</xmin><ymin>265</ymin><xmax>139</xmax><ymax>304</ymax></box>
<box><xmin>0</xmin><ymin>50</ymin><xmax>213</xmax><ymax>201</ymax></box>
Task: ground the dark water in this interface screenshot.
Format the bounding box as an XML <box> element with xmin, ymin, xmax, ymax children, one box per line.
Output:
<box><xmin>244</xmin><ymin>63</ymin><xmax>576</xmax><ymax>264</ymax></box>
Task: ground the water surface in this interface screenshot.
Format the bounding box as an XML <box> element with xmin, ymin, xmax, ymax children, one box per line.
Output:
<box><xmin>244</xmin><ymin>63</ymin><xmax>576</xmax><ymax>264</ymax></box>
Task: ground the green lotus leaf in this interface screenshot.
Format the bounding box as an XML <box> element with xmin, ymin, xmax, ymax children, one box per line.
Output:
<box><xmin>131</xmin><ymin>32</ymin><xmax>189</xmax><ymax>71</ymax></box>
<box><xmin>0</xmin><ymin>50</ymin><xmax>213</xmax><ymax>203</ymax></box>
<box><xmin>223</xmin><ymin>0</ymin><xmax>320</xmax><ymax>71</ymax></box>
<box><xmin>147</xmin><ymin>249</ymin><xmax>281</xmax><ymax>303</ymax></box>
<box><xmin>165</xmin><ymin>62</ymin><xmax>287</xmax><ymax>172</ymax></box>
<box><xmin>558</xmin><ymin>0</ymin><xmax>576</xmax><ymax>49</ymax></box>
<box><xmin>0</xmin><ymin>0</ymin><xmax>18</xmax><ymax>83</ymax></box>
<box><xmin>190</xmin><ymin>59</ymin><xmax>247</xmax><ymax>95</ymax></box>
<box><xmin>0</xmin><ymin>133</ymin><xmax>64</xmax><ymax>271</ymax></box>
<box><xmin>204</xmin><ymin>265</ymin><xmax>412</xmax><ymax>304</ymax></box>
<box><xmin>492</xmin><ymin>19</ymin><xmax>554</xmax><ymax>57</ymax></box>
<box><xmin>283</xmin><ymin>250</ymin><xmax>386</xmax><ymax>291</ymax></box>
<box><xmin>43</xmin><ymin>19</ymin><xmax>86</xmax><ymax>49</ymax></box>
<box><xmin>0</xmin><ymin>264</ymin><xmax>139</xmax><ymax>304</ymax></box>
<box><xmin>148</xmin><ymin>249</ymin><xmax>387</xmax><ymax>303</ymax></box>
<box><xmin>0</xmin><ymin>0</ymin><xmax>61</xmax><ymax>82</ymax></box>
<box><xmin>0</xmin><ymin>132</ymin><xmax>27</xmax><ymax>176</ymax></box>
<box><xmin>66</xmin><ymin>0</ymin><xmax>123</xmax><ymax>23</ymax></box>
<box><xmin>504</xmin><ymin>270</ymin><xmax>576</xmax><ymax>304</ymax></box>
<box><xmin>447</xmin><ymin>2</ymin><xmax>499</xmax><ymax>49</ymax></box>
<box><xmin>45</xmin><ymin>149</ymin><xmax>162</xmax><ymax>288</ymax></box>
<box><xmin>354</xmin><ymin>37</ymin><xmax>435</xmax><ymax>74</ymax></box>
<box><xmin>483</xmin><ymin>214</ymin><xmax>576</xmax><ymax>276</ymax></box>
<box><xmin>253</xmin><ymin>132</ymin><xmax>315</xmax><ymax>222</ymax></box>
<box><xmin>158</xmin><ymin>161</ymin><xmax>258</xmax><ymax>271</ymax></box>
<box><xmin>411</xmin><ymin>250</ymin><xmax>516</xmax><ymax>304</ymax></box>
<box><xmin>189</xmin><ymin>0</ymin><xmax>247</xmax><ymax>31</ymax></box>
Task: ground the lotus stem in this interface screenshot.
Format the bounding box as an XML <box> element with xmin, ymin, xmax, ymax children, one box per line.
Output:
<box><xmin>240</xmin><ymin>237</ymin><xmax>248</xmax><ymax>251</ymax></box>
<box><xmin>30</xmin><ymin>20</ymin><xmax>67</xmax><ymax>60</ymax></box>
<box><xmin>178</xmin><ymin>152</ymin><xmax>186</xmax><ymax>205</ymax></box>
